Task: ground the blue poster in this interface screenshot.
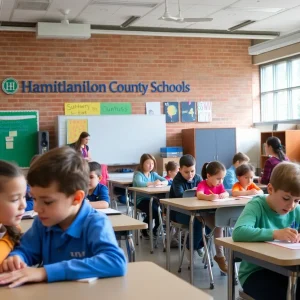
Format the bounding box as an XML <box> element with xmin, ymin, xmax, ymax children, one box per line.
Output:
<box><xmin>181</xmin><ymin>101</ymin><xmax>196</xmax><ymax>122</ymax></box>
<box><xmin>164</xmin><ymin>102</ymin><xmax>179</xmax><ymax>123</ymax></box>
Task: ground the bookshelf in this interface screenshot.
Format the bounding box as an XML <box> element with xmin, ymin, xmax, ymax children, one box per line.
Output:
<box><xmin>260</xmin><ymin>130</ymin><xmax>300</xmax><ymax>169</ymax></box>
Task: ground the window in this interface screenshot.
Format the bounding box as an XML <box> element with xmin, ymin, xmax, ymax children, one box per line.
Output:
<box><xmin>260</xmin><ymin>57</ymin><xmax>300</xmax><ymax>121</ymax></box>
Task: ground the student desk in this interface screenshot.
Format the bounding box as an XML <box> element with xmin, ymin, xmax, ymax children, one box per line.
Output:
<box><xmin>128</xmin><ymin>186</ymin><xmax>170</xmax><ymax>253</ymax></box>
<box><xmin>160</xmin><ymin>197</ymin><xmax>249</xmax><ymax>287</ymax></box>
<box><xmin>0</xmin><ymin>262</ymin><xmax>213</xmax><ymax>300</ymax></box>
<box><xmin>20</xmin><ymin>214</ymin><xmax>147</xmax><ymax>263</ymax></box>
<box><xmin>108</xmin><ymin>178</ymin><xmax>133</xmax><ymax>215</ymax></box>
<box><xmin>216</xmin><ymin>237</ymin><xmax>300</xmax><ymax>300</ymax></box>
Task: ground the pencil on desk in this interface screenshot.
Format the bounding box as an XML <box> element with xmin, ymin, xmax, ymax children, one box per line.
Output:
<box><xmin>209</xmin><ymin>189</ymin><xmax>214</xmax><ymax>194</ymax></box>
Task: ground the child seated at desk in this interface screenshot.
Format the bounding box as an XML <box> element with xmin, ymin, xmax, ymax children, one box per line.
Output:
<box><xmin>0</xmin><ymin>147</ymin><xmax>126</xmax><ymax>288</ymax></box>
<box><xmin>233</xmin><ymin>162</ymin><xmax>300</xmax><ymax>300</ymax></box>
<box><xmin>87</xmin><ymin>162</ymin><xmax>110</xmax><ymax>209</ymax></box>
<box><xmin>232</xmin><ymin>163</ymin><xmax>263</xmax><ymax>197</ymax></box>
<box><xmin>223</xmin><ymin>152</ymin><xmax>249</xmax><ymax>190</ymax></box>
<box><xmin>170</xmin><ymin>154</ymin><xmax>206</xmax><ymax>260</ymax></box>
<box><xmin>164</xmin><ymin>161</ymin><xmax>179</xmax><ymax>185</ymax></box>
<box><xmin>0</xmin><ymin>160</ymin><xmax>26</xmax><ymax>264</ymax></box>
<box><xmin>196</xmin><ymin>161</ymin><xmax>229</xmax><ymax>273</ymax></box>
<box><xmin>133</xmin><ymin>153</ymin><xmax>168</xmax><ymax>239</ymax></box>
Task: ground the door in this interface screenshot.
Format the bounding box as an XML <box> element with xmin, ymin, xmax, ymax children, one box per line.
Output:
<box><xmin>215</xmin><ymin>129</ymin><xmax>236</xmax><ymax>168</ymax></box>
<box><xmin>195</xmin><ymin>129</ymin><xmax>217</xmax><ymax>175</ymax></box>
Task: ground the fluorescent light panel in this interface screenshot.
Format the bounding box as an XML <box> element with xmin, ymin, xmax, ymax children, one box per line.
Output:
<box><xmin>228</xmin><ymin>20</ymin><xmax>255</xmax><ymax>32</ymax></box>
<box><xmin>120</xmin><ymin>16</ymin><xmax>140</xmax><ymax>28</ymax></box>
<box><xmin>90</xmin><ymin>1</ymin><xmax>158</xmax><ymax>8</ymax></box>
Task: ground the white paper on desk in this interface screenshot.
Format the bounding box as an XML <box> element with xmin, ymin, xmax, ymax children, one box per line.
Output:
<box><xmin>77</xmin><ymin>277</ymin><xmax>98</xmax><ymax>283</ymax></box>
<box><xmin>236</xmin><ymin>196</ymin><xmax>253</xmax><ymax>199</ymax></box>
<box><xmin>267</xmin><ymin>241</ymin><xmax>300</xmax><ymax>250</ymax></box>
<box><xmin>209</xmin><ymin>198</ymin><xmax>234</xmax><ymax>202</ymax></box>
<box><xmin>22</xmin><ymin>210</ymin><xmax>38</xmax><ymax>219</ymax></box>
<box><xmin>97</xmin><ymin>208</ymin><xmax>121</xmax><ymax>215</ymax></box>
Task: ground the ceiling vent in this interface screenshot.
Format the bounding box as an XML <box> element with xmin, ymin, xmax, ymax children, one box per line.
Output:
<box><xmin>90</xmin><ymin>1</ymin><xmax>158</xmax><ymax>8</ymax></box>
<box><xmin>16</xmin><ymin>0</ymin><xmax>50</xmax><ymax>11</ymax></box>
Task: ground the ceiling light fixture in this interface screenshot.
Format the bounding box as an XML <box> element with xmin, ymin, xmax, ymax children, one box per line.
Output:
<box><xmin>228</xmin><ymin>20</ymin><xmax>255</xmax><ymax>32</ymax></box>
<box><xmin>120</xmin><ymin>16</ymin><xmax>140</xmax><ymax>28</ymax></box>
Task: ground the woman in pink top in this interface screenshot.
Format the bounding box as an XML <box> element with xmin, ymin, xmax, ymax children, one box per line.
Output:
<box><xmin>196</xmin><ymin>161</ymin><xmax>229</xmax><ymax>274</ymax></box>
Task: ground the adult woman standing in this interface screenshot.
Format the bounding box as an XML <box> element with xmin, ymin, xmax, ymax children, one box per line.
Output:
<box><xmin>260</xmin><ymin>136</ymin><xmax>289</xmax><ymax>184</ymax></box>
<box><xmin>70</xmin><ymin>131</ymin><xmax>92</xmax><ymax>161</ymax></box>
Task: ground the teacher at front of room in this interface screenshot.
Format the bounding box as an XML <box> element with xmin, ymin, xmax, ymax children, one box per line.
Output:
<box><xmin>70</xmin><ymin>131</ymin><xmax>92</xmax><ymax>161</ymax></box>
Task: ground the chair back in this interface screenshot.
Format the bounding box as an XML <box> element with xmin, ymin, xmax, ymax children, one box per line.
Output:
<box><xmin>182</xmin><ymin>189</ymin><xmax>196</xmax><ymax>198</ymax></box>
<box><xmin>215</xmin><ymin>206</ymin><xmax>244</xmax><ymax>228</ymax></box>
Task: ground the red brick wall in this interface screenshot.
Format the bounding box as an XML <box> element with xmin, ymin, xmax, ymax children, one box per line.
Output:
<box><xmin>0</xmin><ymin>32</ymin><xmax>258</xmax><ymax>148</ymax></box>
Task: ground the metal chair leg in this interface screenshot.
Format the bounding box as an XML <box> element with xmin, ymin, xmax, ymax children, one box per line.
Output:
<box><xmin>178</xmin><ymin>232</ymin><xmax>188</xmax><ymax>273</ymax></box>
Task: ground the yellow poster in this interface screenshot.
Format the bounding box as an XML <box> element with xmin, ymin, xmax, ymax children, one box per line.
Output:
<box><xmin>65</xmin><ymin>103</ymin><xmax>100</xmax><ymax>115</ymax></box>
<box><xmin>67</xmin><ymin>119</ymin><xmax>88</xmax><ymax>144</ymax></box>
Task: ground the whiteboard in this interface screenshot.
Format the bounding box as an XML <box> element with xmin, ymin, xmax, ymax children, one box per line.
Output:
<box><xmin>57</xmin><ymin>115</ymin><xmax>166</xmax><ymax>165</ymax></box>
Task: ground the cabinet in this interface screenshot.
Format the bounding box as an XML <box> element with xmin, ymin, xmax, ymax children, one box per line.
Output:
<box><xmin>182</xmin><ymin>128</ymin><xmax>236</xmax><ymax>174</ymax></box>
<box><xmin>157</xmin><ymin>157</ymin><xmax>180</xmax><ymax>177</ymax></box>
<box><xmin>260</xmin><ymin>130</ymin><xmax>300</xmax><ymax>169</ymax></box>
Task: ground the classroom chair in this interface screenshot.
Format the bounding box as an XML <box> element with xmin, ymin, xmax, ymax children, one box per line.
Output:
<box><xmin>238</xmin><ymin>290</ymin><xmax>255</xmax><ymax>300</ymax></box>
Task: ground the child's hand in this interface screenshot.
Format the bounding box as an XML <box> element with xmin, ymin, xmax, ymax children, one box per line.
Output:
<box><xmin>0</xmin><ymin>267</ymin><xmax>47</xmax><ymax>288</ymax></box>
<box><xmin>273</xmin><ymin>228</ymin><xmax>300</xmax><ymax>243</ymax></box>
<box><xmin>209</xmin><ymin>194</ymin><xmax>219</xmax><ymax>201</ymax></box>
<box><xmin>246</xmin><ymin>189</ymin><xmax>258</xmax><ymax>196</ymax></box>
<box><xmin>0</xmin><ymin>256</ymin><xmax>26</xmax><ymax>273</ymax></box>
<box><xmin>219</xmin><ymin>192</ymin><xmax>229</xmax><ymax>199</ymax></box>
<box><xmin>153</xmin><ymin>180</ymin><xmax>162</xmax><ymax>186</ymax></box>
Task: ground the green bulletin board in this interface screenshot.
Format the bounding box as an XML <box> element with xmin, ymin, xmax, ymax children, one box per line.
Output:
<box><xmin>0</xmin><ymin>111</ymin><xmax>39</xmax><ymax>167</ymax></box>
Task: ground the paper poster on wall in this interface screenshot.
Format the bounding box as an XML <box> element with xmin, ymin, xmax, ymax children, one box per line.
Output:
<box><xmin>5</xmin><ymin>136</ymin><xmax>14</xmax><ymax>142</ymax></box>
<box><xmin>65</xmin><ymin>103</ymin><xmax>100</xmax><ymax>115</ymax></box>
<box><xmin>146</xmin><ymin>102</ymin><xmax>160</xmax><ymax>115</ymax></box>
<box><xmin>9</xmin><ymin>131</ymin><xmax>17</xmax><ymax>137</ymax></box>
<box><xmin>100</xmin><ymin>103</ymin><xmax>132</xmax><ymax>115</ymax></box>
<box><xmin>6</xmin><ymin>142</ymin><xmax>14</xmax><ymax>149</ymax></box>
<box><xmin>67</xmin><ymin>119</ymin><xmax>88</xmax><ymax>144</ymax></box>
<box><xmin>181</xmin><ymin>102</ymin><xmax>196</xmax><ymax>122</ymax></box>
<box><xmin>197</xmin><ymin>101</ymin><xmax>212</xmax><ymax>123</ymax></box>
<box><xmin>164</xmin><ymin>102</ymin><xmax>179</xmax><ymax>123</ymax></box>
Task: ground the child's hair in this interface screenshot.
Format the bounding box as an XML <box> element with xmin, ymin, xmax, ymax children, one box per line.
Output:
<box><xmin>27</xmin><ymin>146</ymin><xmax>89</xmax><ymax>196</ymax></box>
<box><xmin>201</xmin><ymin>161</ymin><xmax>226</xmax><ymax>180</ymax></box>
<box><xmin>179</xmin><ymin>154</ymin><xmax>195</xmax><ymax>168</ymax></box>
<box><xmin>30</xmin><ymin>154</ymin><xmax>41</xmax><ymax>166</ymax></box>
<box><xmin>88</xmin><ymin>161</ymin><xmax>102</xmax><ymax>177</ymax></box>
<box><xmin>266</xmin><ymin>137</ymin><xmax>286</xmax><ymax>161</ymax></box>
<box><xmin>165</xmin><ymin>161</ymin><xmax>179</xmax><ymax>172</ymax></box>
<box><xmin>236</xmin><ymin>163</ymin><xmax>255</xmax><ymax>177</ymax></box>
<box><xmin>270</xmin><ymin>162</ymin><xmax>300</xmax><ymax>196</ymax></box>
<box><xmin>233</xmin><ymin>152</ymin><xmax>250</xmax><ymax>164</ymax></box>
<box><xmin>73</xmin><ymin>131</ymin><xmax>90</xmax><ymax>152</ymax></box>
<box><xmin>137</xmin><ymin>153</ymin><xmax>157</xmax><ymax>172</ymax></box>
<box><xmin>0</xmin><ymin>160</ymin><xmax>23</xmax><ymax>245</ymax></box>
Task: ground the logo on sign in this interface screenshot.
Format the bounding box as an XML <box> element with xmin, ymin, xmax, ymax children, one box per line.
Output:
<box><xmin>2</xmin><ymin>78</ymin><xmax>19</xmax><ymax>95</ymax></box>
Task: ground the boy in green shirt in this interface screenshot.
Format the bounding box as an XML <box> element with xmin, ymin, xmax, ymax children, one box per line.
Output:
<box><xmin>233</xmin><ymin>162</ymin><xmax>300</xmax><ymax>300</ymax></box>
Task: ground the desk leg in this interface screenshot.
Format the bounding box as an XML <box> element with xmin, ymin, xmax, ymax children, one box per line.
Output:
<box><xmin>149</xmin><ymin>196</ymin><xmax>154</xmax><ymax>254</ymax></box>
<box><xmin>189</xmin><ymin>214</ymin><xmax>195</xmax><ymax>285</ymax></box>
<box><xmin>133</xmin><ymin>192</ymin><xmax>139</xmax><ymax>246</ymax></box>
<box><xmin>287</xmin><ymin>271</ymin><xmax>298</xmax><ymax>300</ymax></box>
<box><xmin>166</xmin><ymin>205</ymin><xmax>170</xmax><ymax>271</ymax></box>
<box><xmin>227</xmin><ymin>249</ymin><xmax>235</xmax><ymax>300</ymax></box>
<box><xmin>126</xmin><ymin>233</ymin><xmax>135</xmax><ymax>263</ymax></box>
<box><xmin>125</xmin><ymin>187</ymin><xmax>129</xmax><ymax>216</ymax></box>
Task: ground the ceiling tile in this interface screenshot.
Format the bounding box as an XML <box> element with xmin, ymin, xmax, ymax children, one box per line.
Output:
<box><xmin>0</xmin><ymin>0</ymin><xmax>15</xmax><ymax>21</ymax></box>
<box><xmin>11</xmin><ymin>10</ymin><xmax>47</xmax><ymax>22</ymax></box>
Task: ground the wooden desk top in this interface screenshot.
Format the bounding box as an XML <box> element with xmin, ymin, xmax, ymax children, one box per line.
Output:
<box><xmin>216</xmin><ymin>237</ymin><xmax>300</xmax><ymax>266</ymax></box>
<box><xmin>108</xmin><ymin>178</ymin><xmax>133</xmax><ymax>185</ymax></box>
<box><xmin>0</xmin><ymin>262</ymin><xmax>212</xmax><ymax>300</ymax></box>
<box><xmin>128</xmin><ymin>186</ymin><xmax>170</xmax><ymax>194</ymax></box>
<box><xmin>20</xmin><ymin>215</ymin><xmax>147</xmax><ymax>233</ymax></box>
<box><xmin>160</xmin><ymin>197</ymin><xmax>249</xmax><ymax>210</ymax></box>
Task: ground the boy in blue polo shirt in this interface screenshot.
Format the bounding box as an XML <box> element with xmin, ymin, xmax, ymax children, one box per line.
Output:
<box><xmin>0</xmin><ymin>147</ymin><xmax>126</xmax><ymax>288</ymax></box>
<box><xmin>87</xmin><ymin>162</ymin><xmax>110</xmax><ymax>209</ymax></box>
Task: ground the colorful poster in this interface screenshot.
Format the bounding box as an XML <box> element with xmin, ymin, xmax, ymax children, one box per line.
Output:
<box><xmin>67</xmin><ymin>119</ymin><xmax>88</xmax><ymax>144</ymax></box>
<box><xmin>65</xmin><ymin>103</ymin><xmax>100</xmax><ymax>115</ymax></box>
<box><xmin>100</xmin><ymin>102</ymin><xmax>132</xmax><ymax>115</ymax></box>
<box><xmin>164</xmin><ymin>102</ymin><xmax>179</xmax><ymax>123</ymax></box>
<box><xmin>197</xmin><ymin>101</ymin><xmax>212</xmax><ymax>122</ymax></box>
<box><xmin>181</xmin><ymin>101</ymin><xmax>196</xmax><ymax>122</ymax></box>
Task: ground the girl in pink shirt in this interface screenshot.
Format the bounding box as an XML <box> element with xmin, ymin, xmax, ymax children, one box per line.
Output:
<box><xmin>196</xmin><ymin>161</ymin><xmax>229</xmax><ymax>274</ymax></box>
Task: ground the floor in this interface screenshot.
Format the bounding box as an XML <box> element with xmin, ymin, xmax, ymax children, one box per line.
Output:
<box><xmin>121</xmin><ymin>234</ymin><xmax>241</xmax><ymax>300</ymax></box>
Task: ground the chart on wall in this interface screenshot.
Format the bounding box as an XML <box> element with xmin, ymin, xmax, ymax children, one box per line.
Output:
<box><xmin>164</xmin><ymin>102</ymin><xmax>179</xmax><ymax>123</ymax></box>
<box><xmin>181</xmin><ymin>101</ymin><xmax>196</xmax><ymax>122</ymax></box>
<box><xmin>198</xmin><ymin>101</ymin><xmax>212</xmax><ymax>122</ymax></box>
<box><xmin>67</xmin><ymin>119</ymin><xmax>88</xmax><ymax>144</ymax></box>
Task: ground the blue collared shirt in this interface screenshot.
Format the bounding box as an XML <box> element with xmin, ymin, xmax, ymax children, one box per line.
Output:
<box><xmin>87</xmin><ymin>183</ymin><xmax>110</xmax><ymax>203</ymax></box>
<box><xmin>25</xmin><ymin>184</ymin><xmax>34</xmax><ymax>211</ymax></box>
<box><xmin>223</xmin><ymin>165</ymin><xmax>237</xmax><ymax>189</ymax></box>
<box><xmin>10</xmin><ymin>200</ymin><xmax>127</xmax><ymax>282</ymax></box>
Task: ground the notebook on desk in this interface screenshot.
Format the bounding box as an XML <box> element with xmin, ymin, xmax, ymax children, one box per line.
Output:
<box><xmin>97</xmin><ymin>208</ymin><xmax>121</xmax><ymax>215</ymax></box>
<box><xmin>22</xmin><ymin>210</ymin><xmax>38</xmax><ymax>219</ymax></box>
<box><xmin>266</xmin><ymin>240</ymin><xmax>300</xmax><ymax>250</ymax></box>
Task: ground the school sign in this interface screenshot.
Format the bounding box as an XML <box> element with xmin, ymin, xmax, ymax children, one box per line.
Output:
<box><xmin>1</xmin><ymin>78</ymin><xmax>191</xmax><ymax>95</ymax></box>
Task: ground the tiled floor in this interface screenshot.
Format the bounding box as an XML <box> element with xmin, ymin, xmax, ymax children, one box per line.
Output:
<box><xmin>123</xmin><ymin>236</ymin><xmax>241</xmax><ymax>300</ymax></box>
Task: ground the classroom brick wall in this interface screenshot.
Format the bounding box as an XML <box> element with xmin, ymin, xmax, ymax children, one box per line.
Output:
<box><xmin>0</xmin><ymin>32</ymin><xmax>258</xmax><ymax>148</ymax></box>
